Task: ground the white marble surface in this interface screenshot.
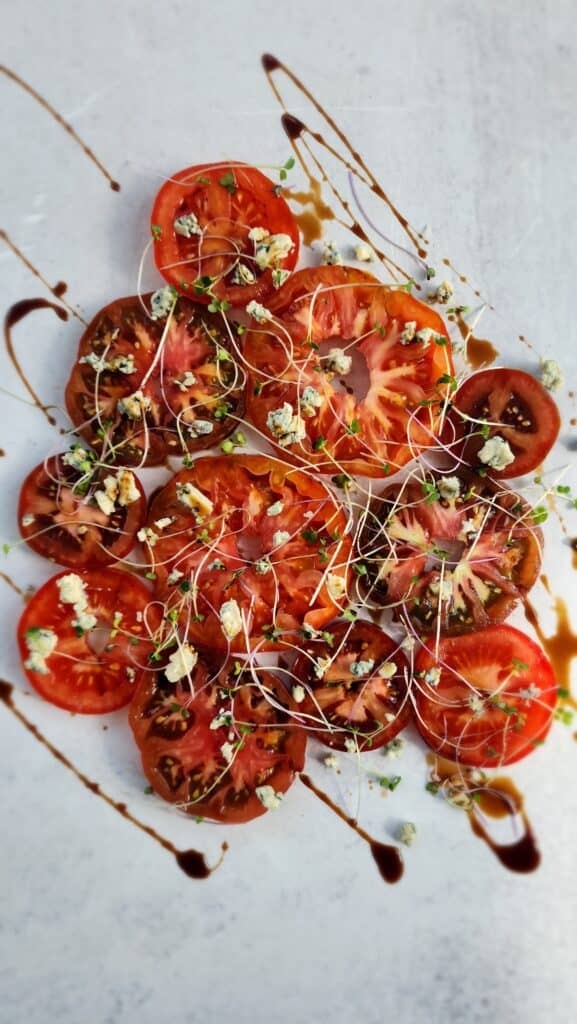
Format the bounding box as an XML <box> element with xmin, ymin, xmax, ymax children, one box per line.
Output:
<box><xmin>1</xmin><ymin>1</ymin><xmax>577</xmax><ymax>1022</ymax></box>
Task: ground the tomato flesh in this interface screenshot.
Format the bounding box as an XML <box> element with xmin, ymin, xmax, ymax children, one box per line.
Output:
<box><xmin>129</xmin><ymin>660</ymin><xmax>306</xmax><ymax>823</ymax></box>
<box><xmin>18</xmin><ymin>453</ymin><xmax>146</xmax><ymax>569</ymax></box>
<box><xmin>361</xmin><ymin>471</ymin><xmax>542</xmax><ymax>634</ymax></box>
<box><xmin>17</xmin><ymin>569</ymin><xmax>159</xmax><ymax>713</ymax></box>
<box><xmin>65</xmin><ymin>293</ymin><xmax>244</xmax><ymax>466</ymax></box>
<box><xmin>144</xmin><ymin>454</ymin><xmax>352</xmax><ymax>652</ymax></box>
<box><xmin>414</xmin><ymin>625</ymin><xmax>557</xmax><ymax>767</ymax></box>
<box><xmin>244</xmin><ymin>266</ymin><xmax>454</xmax><ymax>478</ymax></box>
<box><xmin>449</xmin><ymin>368</ymin><xmax>560</xmax><ymax>478</ymax></box>
<box><xmin>151</xmin><ymin>162</ymin><xmax>299</xmax><ymax>306</ymax></box>
<box><xmin>291</xmin><ymin>620</ymin><xmax>410</xmax><ymax>751</ymax></box>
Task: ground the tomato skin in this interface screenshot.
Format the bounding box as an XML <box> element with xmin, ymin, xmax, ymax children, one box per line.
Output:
<box><xmin>18</xmin><ymin>455</ymin><xmax>146</xmax><ymax>569</ymax></box>
<box><xmin>361</xmin><ymin>472</ymin><xmax>543</xmax><ymax>635</ymax></box>
<box><xmin>449</xmin><ymin>368</ymin><xmax>561</xmax><ymax>478</ymax></box>
<box><xmin>64</xmin><ymin>293</ymin><xmax>244</xmax><ymax>466</ymax></box>
<box><xmin>291</xmin><ymin>620</ymin><xmax>410</xmax><ymax>751</ymax></box>
<box><xmin>414</xmin><ymin>625</ymin><xmax>557</xmax><ymax>767</ymax></box>
<box><xmin>144</xmin><ymin>454</ymin><xmax>352</xmax><ymax>652</ymax></box>
<box><xmin>129</xmin><ymin>661</ymin><xmax>306</xmax><ymax>823</ymax></box>
<box><xmin>17</xmin><ymin>569</ymin><xmax>159</xmax><ymax>714</ymax></box>
<box><xmin>244</xmin><ymin>266</ymin><xmax>454</xmax><ymax>478</ymax></box>
<box><xmin>151</xmin><ymin>162</ymin><xmax>300</xmax><ymax>306</ymax></box>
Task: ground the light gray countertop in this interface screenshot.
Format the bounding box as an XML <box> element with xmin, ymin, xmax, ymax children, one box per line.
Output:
<box><xmin>1</xmin><ymin>2</ymin><xmax>576</xmax><ymax>1022</ymax></box>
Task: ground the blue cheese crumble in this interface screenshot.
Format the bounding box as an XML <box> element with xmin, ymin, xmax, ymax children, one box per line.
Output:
<box><xmin>266</xmin><ymin>403</ymin><xmax>306</xmax><ymax>447</ymax></box>
<box><xmin>219</xmin><ymin>598</ymin><xmax>243</xmax><ymax>639</ymax></box>
<box><xmin>24</xmin><ymin>627</ymin><xmax>57</xmax><ymax>674</ymax></box>
<box><xmin>321</xmin><ymin>239</ymin><xmax>343</xmax><ymax>266</ymax></box>
<box><xmin>165</xmin><ymin>644</ymin><xmax>198</xmax><ymax>683</ymax></box>
<box><xmin>150</xmin><ymin>286</ymin><xmax>177</xmax><ymax>320</ymax></box>
<box><xmin>174</xmin><ymin>213</ymin><xmax>202</xmax><ymax>238</ymax></box>
<box><xmin>350</xmin><ymin>658</ymin><xmax>375</xmax><ymax>677</ymax></box>
<box><xmin>478</xmin><ymin>435</ymin><xmax>515</xmax><ymax>471</ymax></box>
<box><xmin>246</xmin><ymin>300</ymin><xmax>273</xmax><ymax>323</ymax></box>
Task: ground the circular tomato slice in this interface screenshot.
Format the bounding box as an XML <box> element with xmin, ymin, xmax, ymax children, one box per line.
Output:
<box><xmin>448</xmin><ymin>368</ymin><xmax>561</xmax><ymax>478</ymax></box>
<box><xmin>129</xmin><ymin>659</ymin><xmax>306</xmax><ymax>823</ymax></box>
<box><xmin>17</xmin><ymin>569</ymin><xmax>160</xmax><ymax>713</ymax></box>
<box><xmin>291</xmin><ymin>620</ymin><xmax>410</xmax><ymax>751</ymax></box>
<box><xmin>414</xmin><ymin>625</ymin><xmax>557</xmax><ymax>767</ymax></box>
<box><xmin>18</xmin><ymin>450</ymin><xmax>146</xmax><ymax>569</ymax></box>
<box><xmin>65</xmin><ymin>293</ymin><xmax>244</xmax><ymax>466</ymax></box>
<box><xmin>360</xmin><ymin>471</ymin><xmax>542</xmax><ymax>635</ymax></box>
<box><xmin>244</xmin><ymin>266</ymin><xmax>454</xmax><ymax>478</ymax></box>
<box><xmin>144</xmin><ymin>454</ymin><xmax>352</xmax><ymax>652</ymax></box>
<box><xmin>151</xmin><ymin>162</ymin><xmax>299</xmax><ymax>306</ymax></box>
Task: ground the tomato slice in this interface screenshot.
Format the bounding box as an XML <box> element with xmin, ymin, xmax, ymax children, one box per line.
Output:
<box><xmin>144</xmin><ymin>454</ymin><xmax>352</xmax><ymax>652</ymax></box>
<box><xmin>448</xmin><ymin>368</ymin><xmax>561</xmax><ymax>478</ymax></box>
<box><xmin>65</xmin><ymin>293</ymin><xmax>244</xmax><ymax>466</ymax></box>
<box><xmin>361</xmin><ymin>471</ymin><xmax>542</xmax><ymax>634</ymax></box>
<box><xmin>17</xmin><ymin>569</ymin><xmax>160</xmax><ymax>713</ymax></box>
<box><xmin>414</xmin><ymin>625</ymin><xmax>557</xmax><ymax>767</ymax></box>
<box><xmin>129</xmin><ymin>659</ymin><xmax>306</xmax><ymax>823</ymax></box>
<box><xmin>151</xmin><ymin>162</ymin><xmax>300</xmax><ymax>306</ymax></box>
<box><xmin>18</xmin><ymin>452</ymin><xmax>146</xmax><ymax>569</ymax></box>
<box><xmin>291</xmin><ymin>620</ymin><xmax>410</xmax><ymax>751</ymax></box>
<box><xmin>244</xmin><ymin>266</ymin><xmax>454</xmax><ymax>478</ymax></box>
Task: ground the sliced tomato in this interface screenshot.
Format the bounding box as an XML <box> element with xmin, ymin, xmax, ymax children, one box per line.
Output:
<box><xmin>151</xmin><ymin>162</ymin><xmax>299</xmax><ymax>306</ymax></box>
<box><xmin>17</xmin><ymin>569</ymin><xmax>160</xmax><ymax>713</ymax></box>
<box><xmin>361</xmin><ymin>471</ymin><xmax>542</xmax><ymax>634</ymax></box>
<box><xmin>291</xmin><ymin>620</ymin><xmax>410</xmax><ymax>751</ymax></box>
<box><xmin>65</xmin><ymin>293</ymin><xmax>244</xmax><ymax>466</ymax></box>
<box><xmin>414</xmin><ymin>625</ymin><xmax>557</xmax><ymax>767</ymax></box>
<box><xmin>144</xmin><ymin>454</ymin><xmax>352</xmax><ymax>652</ymax></box>
<box><xmin>448</xmin><ymin>368</ymin><xmax>561</xmax><ymax>478</ymax></box>
<box><xmin>129</xmin><ymin>659</ymin><xmax>306</xmax><ymax>823</ymax></box>
<box><xmin>244</xmin><ymin>266</ymin><xmax>454</xmax><ymax>478</ymax></box>
<box><xmin>18</xmin><ymin>452</ymin><xmax>146</xmax><ymax>569</ymax></box>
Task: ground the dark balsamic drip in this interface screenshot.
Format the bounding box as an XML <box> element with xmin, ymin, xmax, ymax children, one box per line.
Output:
<box><xmin>263</xmin><ymin>57</ymin><xmax>415</xmax><ymax>281</ymax></box>
<box><xmin>0</xmin><ymin>231</ymin><xmax>86</xmax><ymax>325</ymax></box>
<box><xmin>0</xmin><ymin>680</ymin><xmax>226</xmax><ymax>880</ymax></box>
<box><xmin>262</xmin><ymin>53</ymin><xmax>426</xmax><ymax>260</ymax></box>
<box><xmin>0</xmin><ymin>572</ymin><xmax>27</xmax><ymax>598</ymax></box>
<box><xmin>4</xmin><ymin>297</ymin><xmax>69</xmax><ymax>426</ymax></box>
<box><xmin>0</xmin><ymin>65</ymin><xmax>120</xmax><ymax>191</ymax></box>
<box><xmin>299</xmin><ymin>773</ymin><xmax>403</xmax><ymax>884</ymax></box>
<box><xmin>262</xmin><ymin>54</ymin><xmax>281</xmax><ymax>72</ymax></box>
<box><xmin>469</xmin><ymin>814</ymin><xmax>540</xmax><ymax>873</ymax></box>
<box><xmin>429</xmin><ymin>756</ymin><xmax>540</xmax><ymax>873</ymax></box>
<box><xmin>282</xmin><ymin>112</ymin><xmax>305</xmax><ymax>140</ymax></box>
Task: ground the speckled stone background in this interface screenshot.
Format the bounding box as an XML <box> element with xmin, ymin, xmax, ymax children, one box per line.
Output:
<box><xmin>1</xmin><ymin>2</ymin><xmax>577</xmax><ymax>1022</ymax></box>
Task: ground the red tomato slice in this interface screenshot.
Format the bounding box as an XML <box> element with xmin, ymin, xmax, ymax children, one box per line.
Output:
<box><xmin>151</xmin><ymin>162</ymin><xmax>300</xmax><ymax>306</ymax></box>
<box><xmin>18</xmin><ymin>452</ymin><xmax>146</xmax><ymax>569</ymax></box>
<box><xmin>129</xmin><ymin>659</ymin><xmax>306</xmax><ymax>823</ymax></box>
<box><xmin>17</xmin><ymin>569</ymin><xmax>160</xmax><ymax>714</ymax></box>
<box><xmin>144</xmin><ymin>454</ymin><xmax>353</xmax><ymax>652</ymax></box>
<box><xmin>65</xmin><ymin>293</ymin><xmax>244</xmax><ymax>466</ymax></box>
<box><xmin>414</xmin><ymin>625</ymin><xmax>557</xmax><ymax>767</ymax></box>
<box><xmin>361</xmin><ymin>471</ymin><xmax>542</xmax><ymax>634</ymax></box>
<box><xmin>291</xmin><ymin>620</ymin><xmax>410</xmax><ymax>751</ymax></box>
<box><xmin>244</xmin><ymin>267</ymin><xmax>454</xmax><ymax>478</ymax></box>
<box><xmin>448</xmin><ymin>368</ymin><xmax>561</xmax><ymax>478</ymax></box>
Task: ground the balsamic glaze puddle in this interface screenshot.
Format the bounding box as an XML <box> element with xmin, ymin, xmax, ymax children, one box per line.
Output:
<box><xmin>0</xmin><ymin>681</ymin><xmax>225</xmax><ymax>880</ymax></box>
